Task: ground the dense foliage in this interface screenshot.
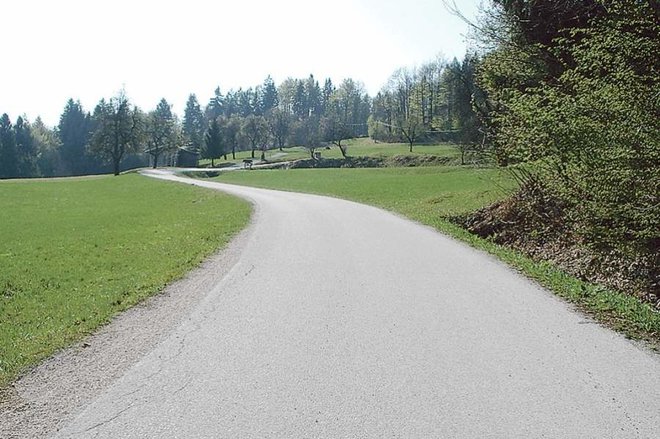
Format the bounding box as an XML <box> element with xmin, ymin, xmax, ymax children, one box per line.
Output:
<box><xmin>474</xmin><ymin>0</ymin><xmax>659</xmax><ymax>297</ymax></box>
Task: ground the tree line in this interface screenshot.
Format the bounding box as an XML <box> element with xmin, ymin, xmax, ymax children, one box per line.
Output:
<box><xmin>0</xmin><ymin>57</ymin><xmax>486</xmax><ymax>178</ymax></box>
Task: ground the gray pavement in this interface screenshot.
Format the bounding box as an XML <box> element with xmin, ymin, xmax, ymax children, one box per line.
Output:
<box><xmin>53</xmin><ymin>169</ymin><xmax>660</xmax><ymax>438</ymax></box>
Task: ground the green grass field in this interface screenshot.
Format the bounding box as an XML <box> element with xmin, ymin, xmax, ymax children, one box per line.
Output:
<box><xmin>209</xmin><ymin>166</ymin><xmax>660</xmax><ymax>346</ymax></box>
<box><xmin>213</xmin><ymin>166</ymin><xmax>512</xmax><ymax>219</ymax></box>
<box><xmin>199</xmin><ymin>138</ymin><xmax>462</xmax><ymax>167</ymax></box>
<box><xmin>0</xmin><ymin>174</ymin><xmax>250</xmax><ymax>387</ymax></box>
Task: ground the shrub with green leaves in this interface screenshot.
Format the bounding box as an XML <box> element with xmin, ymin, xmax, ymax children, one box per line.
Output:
<box><xmin>490</xmin><ymin>1</ymin><xmax>659</xmax><ymax>262</ymax></box>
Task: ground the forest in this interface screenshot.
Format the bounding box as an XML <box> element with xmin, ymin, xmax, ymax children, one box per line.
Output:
<box><xmin>0</xmin><ymin>0</ymin><xmax>657</xmax><ymax>301</ymax></box>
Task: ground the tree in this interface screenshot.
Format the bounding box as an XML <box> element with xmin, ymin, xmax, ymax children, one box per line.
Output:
<box><xmin>145</xmin><ymin>98</ymin><xmax>178</xmax><ymax>168</ymax></box>
<box><xmin>182</xmin><ymin>94</ymin><xmax>205</xmax><ymax>153</ymax></box>
<box><xmin>89</xmin><ymin>91</ymin><xmax>143</xmax><ymax>176</ymax></box>
<box><xmin>266</xmin><ymin>108</ymin><xmax>290</xmax><ymax>151</ymax></box>
<box><xmin>443</xmin><ymin>54</ymin><xmax>483</xmax><ymax>164</ymax></box>
<box><xmin>396</xmin><ymin>109</ymin><xmax>422</xmax><ymax>153</ymax></box>
<box><xmin>0</xmin><ymin>114</ymin><xmax>18</xmax><ymax>178</ymax></box>
<box><xmin>291</xmin><ymin>116</ymin><xmax>322</xmax><ymax>159</ymax></box>
<box><xmin>204</xmin><ymin>118</ymin><xmax>223</xmax><ymax>167</ymax></box>
<box><xmin>205</xmin><ymin>87</ymin><xmax>224</xmax><ymax>121</ymax></box>
<box><xmin>31</xmin><ymin>117</ymin><xmax>61</xmax><ymax>177</ymax></box>
<box><xmin>241</xmin><ymin>115</ymin><xmax>268</xmax><ymax>159</ymax></box>
<box><xmin>321</xmin><ymin>113</ymin><xmax>352</xmax><ymax>158</ymax></box>
<box><xmin>261</xmin><ymin>75</ymin><xmax>279</xmax><ymax>113</ymax></box>
<box><xmin>221</xmin><ymin>116</ymin><xmax>241</xmax><ymax>159</ymax></box>
<box><xmin>14</xmin><ymin>116</ymin><xmax>38</xmax><ymax>177</ymax></box>
<box><xmin>58</xmin><ymin>99</ymin><xmax>93</xmax><ymax>176</ymax></box>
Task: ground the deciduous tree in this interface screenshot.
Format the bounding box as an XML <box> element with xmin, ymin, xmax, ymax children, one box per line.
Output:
<box><xmin>89</xmin><ymin>91</ymin><xmax>143</xmax><ymax>176</ymax></box>
<box><xmin>145</xmin><ymin>98</ymin><xmax>179</xmax><ymax>168</ymax></box>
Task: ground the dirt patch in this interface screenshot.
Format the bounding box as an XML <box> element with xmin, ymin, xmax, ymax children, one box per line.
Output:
<box><xmin>0</xmin><ymin>224</ymin><xmax>254</xmax><ymax>438</ymax></box>
<box><xmin>454</xmin><ymin>181</ymin><xmax>659</xmax><ymax>309</ymax></box>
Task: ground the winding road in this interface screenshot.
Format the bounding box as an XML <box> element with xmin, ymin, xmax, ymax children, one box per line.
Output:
<box><xmin>50</xmin><ymin>170</ymin><xmax>659</xmax><ymax>438</ymax></box>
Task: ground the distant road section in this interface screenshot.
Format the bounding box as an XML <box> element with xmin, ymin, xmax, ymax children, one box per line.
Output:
<box><xmin>53</xmin><ymin>169</ymin><xmax>659</xmax><ymax>438</ymax></box>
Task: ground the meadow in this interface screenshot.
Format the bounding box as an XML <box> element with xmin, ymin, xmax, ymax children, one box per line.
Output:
<box><xmin>212</xmin><ymin>166</ymin><xmax>513</xmax><ymax>219</ymax></box>
<box><xmin>199</xmin><ymin>138</ymin><xmax>464</xmax><ymax>166</ymax></box>
<box><xmin>0</xmin><ymin>174</ymin><xmax>250</xmax><ymax>387</ymax></box>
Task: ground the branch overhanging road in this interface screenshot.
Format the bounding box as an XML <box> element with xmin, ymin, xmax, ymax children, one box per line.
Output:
<box><xmin>54</xmin><ymin>169</ymin><xmax>659</xmax><ymax>438</ymax></box>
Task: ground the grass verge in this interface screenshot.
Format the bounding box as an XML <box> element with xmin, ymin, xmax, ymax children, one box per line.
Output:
<box><xmin>0</xmin><ymin>174</ymin><xmax>251</xmax><ymax>387</ymax></box>
<box><xmin>207</xmin><ymin>167</ymin><xmax>660</xmax><ymax>348</ymax></box>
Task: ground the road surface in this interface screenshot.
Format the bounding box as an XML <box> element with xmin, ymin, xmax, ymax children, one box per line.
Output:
<box><xmin>51</xmin><ymin>170</ymin><xmax>659</xmax><ymax>437</ymax></box>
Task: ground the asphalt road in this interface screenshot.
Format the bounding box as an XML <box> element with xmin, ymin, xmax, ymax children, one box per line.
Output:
<box><xmin>53</xmin><ymin>170</ymin><xmax>660</xmax><ymax>438</ymax></box>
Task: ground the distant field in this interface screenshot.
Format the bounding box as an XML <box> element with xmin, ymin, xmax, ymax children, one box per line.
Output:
<box><xmin>199</xmin><ymin>138</ymin><xmax>462</xmax><ymax>167</ymax></box>
<box><xmin>212</xmin><ymin>166</ymin><xmax>514</xmax><ymax>219</ymax></box>
<box><xmin>0</xmin><ymin>175</ymin><xmax>250</xmax><ymax>387</ymax></box>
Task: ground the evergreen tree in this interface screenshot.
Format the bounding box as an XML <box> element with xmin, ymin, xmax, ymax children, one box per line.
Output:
<box><xmin>261</xmin><ymin>75</ymin><xmax>279</xmax><ymax>114</ymax></box>
<box><xmin>236</xmin><ymin>88</ymin><xmax>253</xmax><ymax>117</ymax></box>
<box><xmin>0</xmin><ymin>114</ymin><xmax>18</xmax><ymax>178</ymax></box>
<box><xmin>204</xmin><ymin>118</ymin><xmax>223</xmax><ymax>167</ymax></box>
<box><xmin>292</xmin><ymin>80</ymin><xmax>307</xmax><ymax>118</ymax></box>
<box><xmin>321</xmin><ymin>78</ymin><xmax>335</xmax><ymax>113</ymax></box>
<box><xmin>182</xmin><ymin>94</ymin><xmax>205</xmax><ymax>153</ymax></box>
<box><xmin>205</xmin><ymin>87</ymin><xmax>224</xmax><ymax>121</ymax></box>
<box><xmin>58</xmin><ymin>99</ymin><xmax>93</xmax><ymax>176</ymax></box>
<box><xmin>305</xmin><ymin>74</ymin><xmax>322</xmax><ymax>116</ymax></box>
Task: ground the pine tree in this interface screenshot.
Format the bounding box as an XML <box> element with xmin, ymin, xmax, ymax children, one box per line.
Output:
<box><xmin>206</xmin><ymin>87</ymin><xmax>224</xmax><ymax>121</ymax></box>
<box><xmin>182</xmin><ymin>94</ymin><xmax>205</xmax><ymax>153</ymax></box>
<box><xmin>0</xmin><ymin>114</ymin><xmax>19</xmax><ymax>178</ymax></box>
<box><xmin>261</xmin><ymin>75</ymin><xmax>279</xmax><ymax>114</ymax></box>
<box><xmin>204</xmin><ymin>118</ymin><xmax>223</xmax><ymax>167</ymax></box>
<box><xmin>58</xmin><ymin>99</ymin><xmax>93</xmax><ymax>176</ymax></box>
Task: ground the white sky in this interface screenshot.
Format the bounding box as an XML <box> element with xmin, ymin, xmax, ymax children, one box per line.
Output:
<box><xmin>1</xmin><ymin>0</ymin><xmax>481</xmax><ymax>127</ymax></box>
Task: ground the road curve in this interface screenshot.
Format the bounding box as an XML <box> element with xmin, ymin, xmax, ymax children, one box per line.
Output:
<box><xmin>54</xmin><ymin>169</ymin><xmax>659</xmax><ymax>438</ymax></box>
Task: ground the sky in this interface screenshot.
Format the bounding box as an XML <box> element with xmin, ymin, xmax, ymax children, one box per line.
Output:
<box><xmin>1</xmin><ymin>0</ymin><xmax>481</xmax><ymax>127</ymax></box>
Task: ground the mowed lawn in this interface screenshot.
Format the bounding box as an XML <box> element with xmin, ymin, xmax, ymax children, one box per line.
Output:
<box><xmin>0</xmin><ymin>174</ymin><xmax>250</xmax><ymax>387</ymax></box>
<box><xmin>212</xmin><ymin>166</ymin><xmax>515</xmax><ymax>222</ymax></box>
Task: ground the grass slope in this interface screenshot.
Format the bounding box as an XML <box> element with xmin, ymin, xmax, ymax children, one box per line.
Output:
<box><xmin>0</xmin><ymin>174</ymin><xmax>250</xmax><ymax>387</ymax></box>
<box><xmin>210</xmin><ymin>166</ymin><xmax>660</xmax><ymax>346</ymax></box>
<box><xmin>213</xmin><ymin>166</ymin><xmax>512</xmax><ymax>217</ymax></box>
<box><xmin>199</xmin><ymin>138</ymin><xmax>462</xmax><ymax>166</ymax></box>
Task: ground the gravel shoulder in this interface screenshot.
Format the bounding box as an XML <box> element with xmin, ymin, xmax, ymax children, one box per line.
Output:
<box><xmin>0</xmin><ymin>219</ymin><xmax>256</xmax><ymax>438</ymax></box>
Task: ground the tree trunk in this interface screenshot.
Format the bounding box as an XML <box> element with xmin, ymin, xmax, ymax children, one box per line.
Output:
<box><xmin>232</xmin><ymin>147</ymin><xmax>236</xmax><ymax>159</ymax></box>
<box><xmin>260</xmin><ymin>150</ymin><xmax>266</xmax><ymax>161</ymax></box>
<box><xmin>113</xmin><ymin>159</ymin><xmax>120</xmax><ymax>176</ymax></box>
<box><xmin>211</xmin><ymin>158</ymin><xmax>215</xmax><ymax>167</ymax></box>
<box><xmin>152</xmin><ymin>154</ymin><xmax>159</xmax><ymax>169</ymax></box>
<box><xmin>251</xmin><ymin>149</ymin><xmax>255</xmax><ymax>158</ymax></box>
<box><xmin>409</xmin><ymin>141</ymin><xmax>413</xmax><ymax>153</ymax></box>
